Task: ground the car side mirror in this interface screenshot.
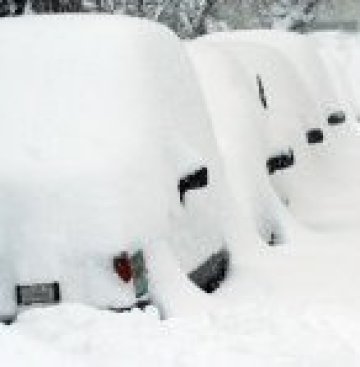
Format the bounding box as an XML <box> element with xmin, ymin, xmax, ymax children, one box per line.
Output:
<box><xmin>178</xmin><ymin>166</ymin><xmax>208</xmax><ymax>205</ymax></box>
<box><xmin>306</xmin><ymin>128</ymin><xmax>324</xmax><ymax>144</ymax></box>
<box><xmin>266</xmin><ymin>149</ymin><xmax>295</xmax><ymax>175</ymax></box>
<box><xmin>328</xmin><ymin>111</ymin><xmax>346</xmax><ymax>126</ymax></box>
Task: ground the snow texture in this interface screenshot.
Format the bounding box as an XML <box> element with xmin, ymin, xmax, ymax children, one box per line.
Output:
<box><xmin>1</xmin><ymin>15</ymin><xmax>360</xmax><ymax>367</ymax></box>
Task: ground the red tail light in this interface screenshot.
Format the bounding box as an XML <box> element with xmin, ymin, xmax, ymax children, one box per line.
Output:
<box><xmin>113</xmin><ymin>252</ymin><xmax>133</xmax><ymax>283</ymax></box>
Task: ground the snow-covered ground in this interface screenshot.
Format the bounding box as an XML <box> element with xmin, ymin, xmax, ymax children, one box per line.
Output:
<box><xmin>2</xmin><ymin>16</ymin><xmax>360</xmax><ymax>366</ymax></box>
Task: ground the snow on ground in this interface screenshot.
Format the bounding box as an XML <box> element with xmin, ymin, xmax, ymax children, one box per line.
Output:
<box><xmin>1</xmin><ymin>17</ymin><xmax>360</xmax><ymax>367</ymax></box>
<box><xmin>4</xmin><ymin>294</ymin><xmax>360</xmax><ymax>366</ymax></box>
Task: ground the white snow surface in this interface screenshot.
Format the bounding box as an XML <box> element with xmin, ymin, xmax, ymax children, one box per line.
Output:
<box><xmin>1</xmin><ymin>18</ymin><xmax>360</xmax><ymax>367</ymax></box>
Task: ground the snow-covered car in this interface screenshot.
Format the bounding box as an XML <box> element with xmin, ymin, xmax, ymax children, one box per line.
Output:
<box><xmin>308</xmin><ymin>32</ymin><xmax>360</xmax><ymax>125</ymax></box>
<box><xmin>188</xmin><ymin>31</ymin><xmax>358</xmax><ymax>229</ymax></box>
<box><xmin>0</xmin><ymin>15</ymin><xmax>232</xmax><ymax>323</ymax></box>
<box><xmin>188</xmin><ymin>32</ymin><xmax>360</xmax><ymax>234</ymax></box>
<box><xmin>214</xmin><ymin>30</ymin><xmax>354</xmax><ymax>128</ymax></box>
<box><xmin>186</xmin><ymin>33</ymin><xmax>344</xmax><ymax>241</ymax></box>
<box><xmin>186</xmin><ymin>39</ymin><xmax>290</xmax><ymax>246</ymax></box>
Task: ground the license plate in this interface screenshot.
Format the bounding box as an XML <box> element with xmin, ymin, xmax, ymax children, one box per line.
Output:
<box><xmin>16</xmin><ymin>282</ymin><xmax>61</xmax><ymax>306</ymax></box>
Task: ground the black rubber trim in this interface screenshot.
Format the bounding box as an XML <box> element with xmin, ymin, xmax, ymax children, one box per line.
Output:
<box><xmin>15</xmin><ymin>285</ymin><xmax>22</xmax><ymax>306</ymax></box>
<box><xmin>257</xmin><ymin>75</ymin><xmax>268</xmax><ymax>110</ymax></box>
<box><xmin>109</xmin><ymin>299</ymin><xmax>151</xmax><ymax>313</ymax></box>
<box><xmin>53</xmin><ymin>282</ymin><xmax>61</xmax><ymax>303</ymax></box>
<box><xmin>0</xmin><ymin>316</ymin><xmax>16</xmax><ymax>325</ymax></box>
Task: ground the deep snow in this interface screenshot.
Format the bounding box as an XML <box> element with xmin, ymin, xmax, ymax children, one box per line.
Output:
<box><xmin>1</xmin><ymin>16</ymin><xmax>360</xmax><ymax>367</ymax></box>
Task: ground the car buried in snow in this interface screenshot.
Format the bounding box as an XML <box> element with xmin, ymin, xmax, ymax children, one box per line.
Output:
<box><xmin>0</xmin><ymin>15</ymin><xmax>232</xmax><ymax>323</ymax></box>
<box><xmin>186</xmin><ymin>34</ymin><xmax>345</xmax><ymax>233</ymax></box>
<box><xmin>186</xmin><ymin>36</ymin><xmax>325</xmax><ymax>245</ymax></box>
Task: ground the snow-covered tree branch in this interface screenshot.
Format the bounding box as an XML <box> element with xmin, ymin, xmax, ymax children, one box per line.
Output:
<box><xmin>0</xmin><ymin>0</ymin><xmax>355</xmax><ymax>37</ymax></box>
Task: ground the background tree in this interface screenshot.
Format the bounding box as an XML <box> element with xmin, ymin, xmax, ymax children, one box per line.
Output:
<box><xmin>0</xmin><ymin>0</ymin><xmax>355</xmax><ymax>37</ymax></box>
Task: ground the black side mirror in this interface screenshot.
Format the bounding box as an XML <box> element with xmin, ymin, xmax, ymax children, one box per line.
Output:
<box><xmin>328</xmin><ymin>111</ymin><xmax>346</xmax><ymax>126</ymax></box>
<box><xmin>178</xmin><ymin>166</ymin><xmax>208</xmax><ymax>205</ymax></box>
<box><xmin>266</xmin><ymin>149</ymin><xmax>295</xmax><ymax>175</ymax></box>
<box><xmin>306</xmin><ymin>128</ymin><xmax>324</xmax><ymax>144</ymax></box>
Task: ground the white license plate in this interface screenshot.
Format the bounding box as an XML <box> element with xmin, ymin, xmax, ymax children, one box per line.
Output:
<box><xmin>16</xmin><ymin>282</ymin><xmax>61</xmax><ymax>306</ymax></box>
